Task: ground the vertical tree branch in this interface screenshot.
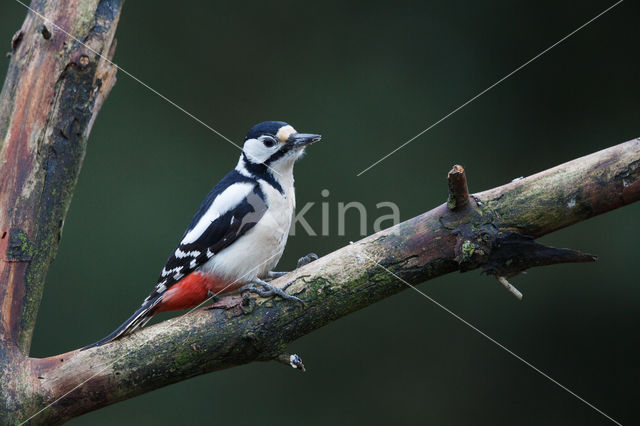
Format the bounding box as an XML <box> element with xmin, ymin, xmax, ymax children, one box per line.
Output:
<box><xmin>0</xmin><ymin>1</ymin><xmax>123</xmax><ymax>423</ymax></box>
<box><xmin>0</xmin><ymin>0</ymin><xmax>122</xmax><ymax>354</ymax></box>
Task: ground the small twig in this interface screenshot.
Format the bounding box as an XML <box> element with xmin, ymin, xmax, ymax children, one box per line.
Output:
<box><xmin>497</xmin><ymin>276</ymin><xmax>523</xmax><ymax>300</ymax></box>
<box><xmin>447</xmin><ymin>165</ymin><xmax>470</xmax><ymax>210</ymax></box>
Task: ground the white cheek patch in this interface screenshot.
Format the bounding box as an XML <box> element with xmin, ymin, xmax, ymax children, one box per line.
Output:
<box><xmin>244</xmin><ymin>138</ymin><xmax>274</xmax><ymax>164</ymax></box>
<box><xmin>276</xmin><ymin>125</ymin><xmax>296</xmax><ymax>142</ymax></box>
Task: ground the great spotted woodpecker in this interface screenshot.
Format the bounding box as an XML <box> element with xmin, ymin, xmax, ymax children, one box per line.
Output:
<box><xmin>84</xmin><ymin>121</ymin><xmax>321</xmax><ymax>349</ymax></box>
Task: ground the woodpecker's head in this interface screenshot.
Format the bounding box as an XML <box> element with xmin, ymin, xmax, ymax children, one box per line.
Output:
<box><xmin>240</xmin><ymin>121</ymin><xmax>321</xmax><ymax>173</ymax></box>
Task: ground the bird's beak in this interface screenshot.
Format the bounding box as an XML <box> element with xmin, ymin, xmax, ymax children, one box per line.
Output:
<box><xmin>287</xmin><ymin>133</ymin><xmax>322</xmax><ymax>148</ymax></box>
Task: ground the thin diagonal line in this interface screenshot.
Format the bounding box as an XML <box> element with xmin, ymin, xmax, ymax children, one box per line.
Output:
<box><xmin>358</xmin><ymin>250</ymin><xmax>622</xmax><ymax>426</ymax></box>
<box><xmin>356</xmin><ymin>0</ymin><xmax>624</xmax><ymax>176</ymax></box>
<box><xmin>13</xmin><ymin>0</ymin><xmax>237</xmax><ymax>148</ymax></box>
<box><xmin>12</xmin><ymin>0</ymin><xmax>283</xmax><ymax>178</ymax></box>
<box><xmin>19</xmin><ymin>248</ymin><xmax>286</xmax><ymax>425</ymax></box>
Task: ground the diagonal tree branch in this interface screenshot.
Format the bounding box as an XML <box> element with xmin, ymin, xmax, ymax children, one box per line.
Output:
<box><xmin>17</xmin><ymin>137</ymin><xmax>639</xmax><ymax>424</ymax></box>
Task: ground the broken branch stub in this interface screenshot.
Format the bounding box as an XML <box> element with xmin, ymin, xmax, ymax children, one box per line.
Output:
<box><xmin>447</xmin><ymin>164</ymin><xmax>470</xmax><ymax>211</ymax></box>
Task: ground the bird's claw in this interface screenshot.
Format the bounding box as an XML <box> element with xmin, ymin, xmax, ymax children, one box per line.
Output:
<box><xmin>255</xmin><ymin>253</ymin><xmax>315</xmax><ymax>303</ymax></box>
<box><xmin>265</xmin><ymin>253</ymin><xmax>317</xmax><ymax>281</ymax></box>
<box><xmin>241</xmin><ymin>279</ymin><xmax>304</xmax><ymax>306</ymax></box>
<box><xmin>296</xmin><ymin>253</ymin><xmax>318</xmax><ymax>269</ymax></box>
<box><xmin>265</xmin><ymin>270</ymin><xmax>288</xmax><ymax>281</ymax></box>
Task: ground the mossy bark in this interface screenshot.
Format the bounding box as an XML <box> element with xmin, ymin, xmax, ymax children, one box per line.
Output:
<box><xmin>0</xmin><ymin>0</ymin><xmax>122</xmax><ymax>424</ymax></box>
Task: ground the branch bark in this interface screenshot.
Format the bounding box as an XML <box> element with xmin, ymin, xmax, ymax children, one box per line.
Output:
<box><xmin>0</xmin><ymin>0</ymin><xmax>122</xmax><ymax>423</ymax></box>
<box><xmin>22</xmin><ymin>137</ymin><xmax>640</xmax><ymax>424</ymax></box>
<box><xmin>0</xmin><ymin>1</ymin><xmax>639</xmax><ymax>425</ymax></box>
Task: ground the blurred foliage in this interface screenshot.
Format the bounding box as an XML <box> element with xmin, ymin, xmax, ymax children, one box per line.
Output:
<box><xmin>1</xmin><ymin>1</ymin><xmax>638</xmax><ymax>425</ymax></box>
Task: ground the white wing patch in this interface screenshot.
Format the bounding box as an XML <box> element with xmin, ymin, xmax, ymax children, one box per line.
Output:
<box><xmin>161</xmin><ymin>266</ymin><xmax>183</xmax><ymax>277</ymax></box>
<box><xmin>175</xmin><ymin>248</ymin><xmax>201</xmax><ymax>258</ymax></box>
<box><xmin>181</xmin><ymin>182</ymin><xmax>255</xmax><ymax>244</ymax></box>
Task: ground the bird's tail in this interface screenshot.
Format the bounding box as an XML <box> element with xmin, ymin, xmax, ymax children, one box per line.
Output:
<box><xmin>81</xmin><ymin>299</ymin><xmax>159</xmax><ymax>350</ymax></box>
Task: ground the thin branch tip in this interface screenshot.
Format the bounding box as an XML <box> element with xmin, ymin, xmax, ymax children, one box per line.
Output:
<box><xmin>447</xmin><ymin>164</ymin><xmax>470</xmax><ymax>211</ymax></box>
<box><xmin>497</xmin><ymin>276</ymin><xmax>523</xmax><ymax>300</ymax></box>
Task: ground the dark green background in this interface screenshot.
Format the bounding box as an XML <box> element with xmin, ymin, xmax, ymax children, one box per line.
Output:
<box><xmin>2</xmin><ymin>1</ymin><xmax>639</xmax><ymax>425</ymax></box>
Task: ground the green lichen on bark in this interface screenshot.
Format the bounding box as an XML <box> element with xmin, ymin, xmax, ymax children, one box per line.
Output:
<box><xmin>6</xmin><ymin>229</ymin><xmax>36</xmax><ymax>261</ymax></box>
<box><xmin>461</xmin><ymin>240</ymin><xmax>476</xmax><ymax>260</ymax></box>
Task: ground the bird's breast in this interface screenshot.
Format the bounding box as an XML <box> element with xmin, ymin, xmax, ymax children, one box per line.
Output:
<box><xmin>199</xmin><ymin>178</ymin><xmax>295</xmax><ymax>282</ymax></box>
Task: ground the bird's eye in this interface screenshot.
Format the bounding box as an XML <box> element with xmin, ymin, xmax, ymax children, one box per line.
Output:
<box><xmin>263</xmin><ymin>138</ymin><xmax>276</xmax><ymax>148</ymax></box>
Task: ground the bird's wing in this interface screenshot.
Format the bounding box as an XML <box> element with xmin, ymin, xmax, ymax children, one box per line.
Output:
<box><xmin>145</xmin><ymin>177</ymin><xmax>268</xmax><ymax>302</ymax></box>
<box><xmin>82</xmin><ymin>173</ymin><xmax>270</xmax><ymax>348</ymax></box>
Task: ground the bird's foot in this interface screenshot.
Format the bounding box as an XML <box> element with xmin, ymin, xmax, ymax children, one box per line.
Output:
<box><xmin>240</xmin><ymin>278</ymin><xmax>304</xmax><ymax>305</ymax></box>
<box><xmin>297</xmin><ymin>252</ymin><xmax>318</xmax><ymax>268</ymax></box>
<box><xmin>265</xmin><ymin>253</ymin><xmax>318</xmax><ymax>281</ymax></box>
<box><xmin>265</xmin><ymin>270</ymin><xmax>288</xmax><ymax>281</ymax></box>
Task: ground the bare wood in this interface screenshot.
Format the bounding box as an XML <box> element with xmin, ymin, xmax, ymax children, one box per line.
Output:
<box><xmin>447</xmin><ymin>164</ymin><xmax>470</xmax><ymax>210</ymax></box>
<box><xmin>18</xmin><ymin>137</ymin><xmax>639</xmax><ymax>424</ymax></box>
<box><xmin>0</xmin><ymin>0</ymin><xmax>122</xmax><ymax>423</ymax></box>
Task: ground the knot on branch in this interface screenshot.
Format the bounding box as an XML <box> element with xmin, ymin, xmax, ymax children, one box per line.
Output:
<box><xmin>40</xmin><ymin>25</ymin><xmax>51</xmax><ymax>40</ymax></box>
<box><xmin>452</xmin><ymin>223</ymin><xmax>493</xmax><ymax>270</ymax></box>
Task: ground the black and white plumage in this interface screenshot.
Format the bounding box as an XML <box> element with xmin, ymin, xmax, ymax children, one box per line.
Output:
<box><xmin>150</xmin><ymin>174</ymin><xmax>269</xmax><ymax>300</ymax></box>
<box><xmin>83</xmin><ymin>121</ymin><xmax>321</xmax><ymax>349</ymax></box>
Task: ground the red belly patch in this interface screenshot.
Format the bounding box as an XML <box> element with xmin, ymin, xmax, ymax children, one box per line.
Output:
<box><xmin>156</xmin><ymin>272</ymin><xmax>241</xmax><ymax>312</ymax></box>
